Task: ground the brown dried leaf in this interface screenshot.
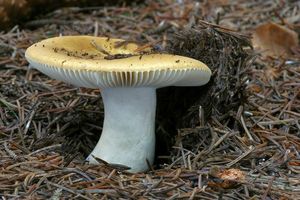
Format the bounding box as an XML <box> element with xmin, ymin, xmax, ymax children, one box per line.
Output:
<box><xmin>208</xmin><ymin>167</ymin><xmax>246</xmax><ymax>189</ymax></box>
<box><xmin>252</xmin><ymin>22</ymin><xmax>299</xmax><ymax>57</ymax></box>
<box><xmin>246</xmin><ymin>83</ymin><xmax>262</xmax><ymax>94</ymax></box>
<box><xmin>217</xmin><ymin>168</ymin><xmax>245</xmax><ymax>181</ymax></box>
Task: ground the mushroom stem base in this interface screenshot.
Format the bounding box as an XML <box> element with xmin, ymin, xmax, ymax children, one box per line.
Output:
<box><xmin>87</xmin><ymin>87</ymin><xmax>156</xmax><ymax>172</ymax></box>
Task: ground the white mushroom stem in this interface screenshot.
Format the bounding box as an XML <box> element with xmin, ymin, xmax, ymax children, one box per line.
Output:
<box><xmin>87</xmin><ymin>87</ymin><xmax>156</xmax><ymax>172</ymax></box>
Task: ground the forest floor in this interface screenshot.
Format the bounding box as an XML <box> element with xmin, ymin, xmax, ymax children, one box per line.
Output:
<box><xmin>0</xmin><ymin>0</ymin><xmax>299</xmax><ymax>199</ymax></box>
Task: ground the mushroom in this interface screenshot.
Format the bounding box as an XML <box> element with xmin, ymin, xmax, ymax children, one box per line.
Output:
<box><xmin>25</xmin><ymin>36</ymin><xmax>211</xmax><ymax>172</ymax></box>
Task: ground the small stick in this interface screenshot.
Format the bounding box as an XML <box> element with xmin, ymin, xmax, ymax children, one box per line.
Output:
<box><xmin>189</xmin><ymin>187</ymin><xmax>198</xmax><ymax>200</ymax></box>
<box><xmin>90</xmin><ymin>40</ymin><xmax>110</xmax><ymax>55</ymax></box>
<box><xmin>91</xmin><ymin>155</ymin><xmax>131</xmax><ymax>171</ymax></box>
<box><xmin>199</xmin><ymin>106</ymin><xmax>205</xmax><ymax>127</ymax></box>
<box><xmin>133</xmin><ymin>40</ymin><xmax>162</xmax><ymax>53</ymax></box>
<box><xmin>94</xmin><ymin>21</ymin><xmax>99</xmax><ymax>37</ymax></box>
<box><xmin>262</xmin><ymin>176</ymin><xmax>275</xmax><ymax>200</ymax></box>
<box><xmin>47</xmin><ymin>181</ymin><xmax>91</xmax><ymax>200</ymax></box>
<box><xmin>146</xmin><ymin>158</ymin><xmax>154</xmax><ymax>171</ymax></box>
<box><xmin>4</xmin><ymin>141</ymin><xmax>17</xmax><ymax>159</ymax></box>
<box><xmin>240</xmin><ymin>114</ymin><xmax>254</xmax><ymax>141</ymax></box>
<box><xmin>28</xmin><ymin>144</ymin><xmax>61</xmax><ymax>156</ymax></box>
<box><xmin>226</xmin><ymin>145</ymin><xmax>255</xmax><ymax>168</ymax></box>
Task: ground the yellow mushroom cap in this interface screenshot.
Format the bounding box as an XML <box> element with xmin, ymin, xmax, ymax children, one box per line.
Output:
<box><xmin>25</xmin><ymin>36</ymin><xmax>211</xmax><ymax>88</ymax></box>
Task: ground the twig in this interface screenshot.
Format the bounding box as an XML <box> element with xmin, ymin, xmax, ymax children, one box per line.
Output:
<box><xmin>226</xmin><ymin>146</ymin><xmax>255</xmax><ymax>168</ymax></box>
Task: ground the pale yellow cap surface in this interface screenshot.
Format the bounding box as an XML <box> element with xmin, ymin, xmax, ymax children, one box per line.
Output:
<box><xmin>25</xmin><ymin>36</ymin><xmax>211</xmax><ymax>88</ymax></box>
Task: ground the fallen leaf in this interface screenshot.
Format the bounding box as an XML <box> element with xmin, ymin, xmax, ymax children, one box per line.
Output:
<box><xmin>217</xmin><ymin>168</ymin><xmax>245</xmax><ymax>181</ymax></box>
<box><xmin>246</xmin><ymin>83</ymin><xmax>262</xmax><ymax>94</ymax></box>
<box><xmin>208</xmin><ymin>166</ymin><xmax>246</xmax><ymax>189</ymax></box>
<box><xmin>252</xmin><ymin>22</ymin><xmax>299</xmax><ymax>57</ymax></box>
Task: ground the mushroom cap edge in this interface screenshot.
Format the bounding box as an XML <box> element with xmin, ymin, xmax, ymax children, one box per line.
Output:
<box><xmin>25</xmin><ymin>35</ymin><xmax>212</xmax><ymax>88</ymax></box>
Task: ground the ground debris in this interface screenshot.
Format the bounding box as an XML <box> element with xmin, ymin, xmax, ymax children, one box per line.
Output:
<box><xmin>165</xmin><ymin>20</ymin><xmax>252</xmax><ymax>123</ymax></box>
<box><xmin>0</xmin><ymin>0</ymin><xmax>299</xmax><ymax>199</ymax></box>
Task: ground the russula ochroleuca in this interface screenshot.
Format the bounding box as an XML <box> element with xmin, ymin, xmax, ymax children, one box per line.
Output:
<box><xmin>25</xmin><ymin>36</ymin><xmax>211</xmax><ymax>172</ymax></box>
